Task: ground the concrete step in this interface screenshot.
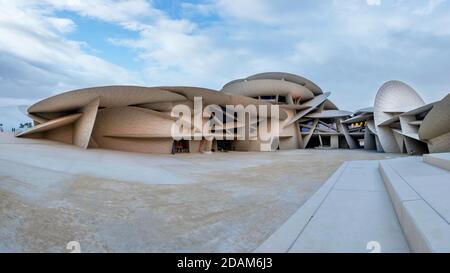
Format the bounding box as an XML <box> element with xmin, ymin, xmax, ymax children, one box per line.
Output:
<box><xmin>423</xmin><ymin>153</ymin><xmax>450</xmax><ymax>171</ymax></box>
<box><xmin>256</xmin><ymin>160</ymin><xmax>409</xmax><ymax>253</ymax></box>
<box><xmin>379</xmin><ymin>157</ymin><xmax>450</xmax><ymax>253</ymax></box>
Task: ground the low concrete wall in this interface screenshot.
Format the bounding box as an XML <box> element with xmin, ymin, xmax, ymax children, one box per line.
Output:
<box><xmin>423</xmin><ymin>153</ymin><xmax>450</xmax><ymax>171</ymax></box>
<box><xmin>379</xmin><ymin>161</ymin><xmax>450</xmax><ymax>253</ymax></box>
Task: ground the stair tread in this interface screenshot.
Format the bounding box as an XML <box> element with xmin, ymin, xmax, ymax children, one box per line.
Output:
<box><xmin>424</xmin><ymin>153</ymin><xmax>450</xmax><ymax>171</ymax></box>
<box><xmin>380</xmin><ymin>157</ymin><xmax>450</xmax><ymax>253</ymax></box>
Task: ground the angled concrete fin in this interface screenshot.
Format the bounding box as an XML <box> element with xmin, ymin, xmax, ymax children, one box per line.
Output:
<box><xmin>404</xmin><ymin>136</ymin><xmax>429</xmax><ymax>155</ymax></box>
<box><xmin>367</xmin><ymin>120</ymin><xmax>377</xmax><ymax>135</ymax></box>
<box><xmin>393</xmin><ymin>130</ymin><xmax>405</xmax><ymax>153</ymax></box>
<box><xmin>73</xmin><ymin>97</ymin><xmax>100</xmax><ymax>149</ymax></box>
<box><xmin>363</xmin><ymin>128</ymin><xmax>376</xmax><ymax>150</ymax></box>
<box><xmin>27</xmin><ymin>113</ymin><xmax>49</xmax><ymax>124</ymax></box>
<box><xmin>375</xmin><ymin>135</ymin><xmax>384</xmax><ymax>152</ymax></box>
<box><xmin>318</xmin><ymin>101</ymin><xmax>326</xmax><ymax>112</ymax></box>
<box><xmin>377</xmin><ymin>126</ymin><xmax>401</xmax><ymax>153</ymax></box>
<box><xmin>295</xmin><ymin>121</ymin><xmax>304</xmax><ymax>149</ymax></box>
<box><xmin>16</xmin><ymin>113</ymin><xmax>82</xmax><ymax>137</ymax></box>
<box><xmin>284</xmin><ymin>93</ymin><xmax>330</xmax><ymax>127</ymax></box>
<box><xmin>302</xmin><ymin>119</ymin><xmax>319</xmax><ymax>149</ymax></box>
<box><xmin>337</xmin><ymin>119</ymin><xmax>358</xmax><ymax>149</ymax></box>
<box><xmin>427</xmin><ymin>131</ymin><xmax>450</xmax><ymax>153</ymax></box>
<box><xmin>419</xmin><ymin>94</ymin><xmax>450</xmax><ymax>140</ymax></box>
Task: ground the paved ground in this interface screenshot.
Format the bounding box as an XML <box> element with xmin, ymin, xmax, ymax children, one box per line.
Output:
<box><xmin>0</xmin><ymin>133</ymin><xmax>401</xmax><ymax>252</ymax></box>
<box><xmin>289</xmin><ymin>160</ymin><xmax>410</xmax><ymax>253</ymax></box>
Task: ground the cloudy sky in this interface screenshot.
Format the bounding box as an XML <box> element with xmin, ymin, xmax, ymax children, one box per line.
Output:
<box><xmin>1</xmin><ymin>0</ymin><xmax>450</xmax><ymax>128</ymax></box>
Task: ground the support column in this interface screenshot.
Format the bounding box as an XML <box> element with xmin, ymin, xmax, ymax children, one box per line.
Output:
<box><xmin>73</xmin><ymin>97</ymin><xmax>100</xmax><ymax>149</ymax></box>
<box><xmin>337</xmin><ymin>118</ymin><xmax>358</xmax><ymax>149</ymax></box>
<box><xmin>302</xmin><ymin>119</ymin><xmax>319</xmax><ymax>149</ymax></box>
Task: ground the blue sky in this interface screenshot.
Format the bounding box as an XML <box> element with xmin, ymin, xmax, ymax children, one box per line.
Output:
<box><xmin>1</xmin><ymin>0</ymin><xmax>450</xmax><ymax>128</ymax></box>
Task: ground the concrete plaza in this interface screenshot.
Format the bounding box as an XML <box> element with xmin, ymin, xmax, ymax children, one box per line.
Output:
<box><xmin>0</xmin><ymin>133</ymin><xmax>400</xmax><ymax>252</ymax></box>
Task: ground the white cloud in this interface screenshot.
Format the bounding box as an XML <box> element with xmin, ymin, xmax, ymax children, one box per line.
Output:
<box><xmin>413</xmin><ymin>0</ymin><xmax>445</xmax><ymax>15</ymax></box>
<box><xmin>292</xmin><ymin>42</ymin><xmax>330</xmax><ymax>65</ymax></box>
<box><xmin>0</xmin><ymin>0</ymin><xmax>138</xmax><ymax>99</ymax></box>
<box><xmin>41</xmin><ymin>0</ymin><xmax>160</xmax><ymax>29</ymax></box>
<box><xmin>1</xmin><ymin>0</ymin><xmax>450</xmax><ymax>128</ymax></box>
<box><xmin>46</xmin><ymin>17</ymin><xmax>76</xmax><ymax>33</ymax></box>
<box><xmin>0</xmin><ymin>0</ymin><xmax>144</xmax><ymax>126</ymax></box>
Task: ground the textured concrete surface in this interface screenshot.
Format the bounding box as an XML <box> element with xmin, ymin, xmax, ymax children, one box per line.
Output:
<box><xmin>281</xmin><ymin>161</ymin><xmax>409</xmax><ymax>253</ymax></box>
<box><xmin>255</xmin><ymin>162</ymin><xmax>349</xmax><ymax>253</ymax></box>
<box><xmin>0</xmin><ymin>133</ymin><xmax>400</xmax><ymax>253</ymax></box>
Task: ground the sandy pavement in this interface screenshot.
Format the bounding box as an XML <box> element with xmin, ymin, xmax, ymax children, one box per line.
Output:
<box><xmin>0</xmin><ymin>133</ymin><xmax>401</xmax><ymax>252</ymax></box>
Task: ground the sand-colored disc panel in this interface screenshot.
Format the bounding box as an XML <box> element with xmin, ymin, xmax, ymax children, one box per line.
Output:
<box><xmin>28</xmin><ymin>86</ymin><xmax>187</xmax><ymax>113</ymax></box>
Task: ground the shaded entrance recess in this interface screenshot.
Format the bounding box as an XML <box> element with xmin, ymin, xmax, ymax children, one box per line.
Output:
<box><xmin>216</xmin><ymin>140</ymin><xmax>234</xmax><ymax>152</ymax></box>
<box><xmin>173</xmin><ymin>140</ymin><xmax>190</xmax><ymax>153</ymax></box>
<box><xmin>305</xmin><ymin>135</ymin><xmax>332</xmax><ymax>149</ymax></box>
<box><xmin>321</xmin><ymin>136</ymin><xmax>331</xmax><ymax>147</ymax></box>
